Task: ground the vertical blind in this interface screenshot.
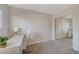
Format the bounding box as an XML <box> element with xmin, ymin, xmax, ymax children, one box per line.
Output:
<box><xmin>0</xmin><ymin>9</ymin><xmax>4</xmax><ymax>30</ymax></box>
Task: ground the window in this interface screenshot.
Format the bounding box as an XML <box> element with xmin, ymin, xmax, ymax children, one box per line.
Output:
<box><xmin>0</xmin><ymin>9</ymin><xmax>4</xmax><ymax>30</ymax></box>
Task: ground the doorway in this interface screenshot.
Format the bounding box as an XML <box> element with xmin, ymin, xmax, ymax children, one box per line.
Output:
<box><xmin>55</xmin><ymin>16</ymin><xmax>73</xmax><ymax>47</ymax></box>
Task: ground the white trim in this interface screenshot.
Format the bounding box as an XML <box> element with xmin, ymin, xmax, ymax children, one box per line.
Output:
<box><xmin>73</xmin><ymin>48</ymin><xmax>79</xmax><ymax>52</ymax></box>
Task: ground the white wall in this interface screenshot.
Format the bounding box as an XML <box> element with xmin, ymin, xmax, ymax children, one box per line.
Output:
<box><xmin>55</xmin><ymin>18</ymin><xmax>63</xmax><ymax>39</ymax></box>
<box><xmin>9</xmin><ymin>7</ymin><xmax>52</xmax><ymax>45</ymax></box>
<box><xmin>73</xmin><ymin>7</ymin><xmax>79</xmax><ymax>51</ymax></box>
<box><xmin>52</xmin><ymin>17</ymin><xmax>55</xmax><ymax>40</ymax></box>
<box><xmin>0</xmin><ymin>4</ymin><xmax>9</xmax><ymax>36</ymax></box>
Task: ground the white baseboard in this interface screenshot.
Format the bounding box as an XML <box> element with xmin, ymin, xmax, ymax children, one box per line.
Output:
<box><xmin>28</xmin><ymin>39</ymin><xmax>51</xmax><ymax>46</ymax></box>
<box><xmin>73</xmin><ymin>47</ymin><xmax>79</xmax><ymax>52</ymax></box>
